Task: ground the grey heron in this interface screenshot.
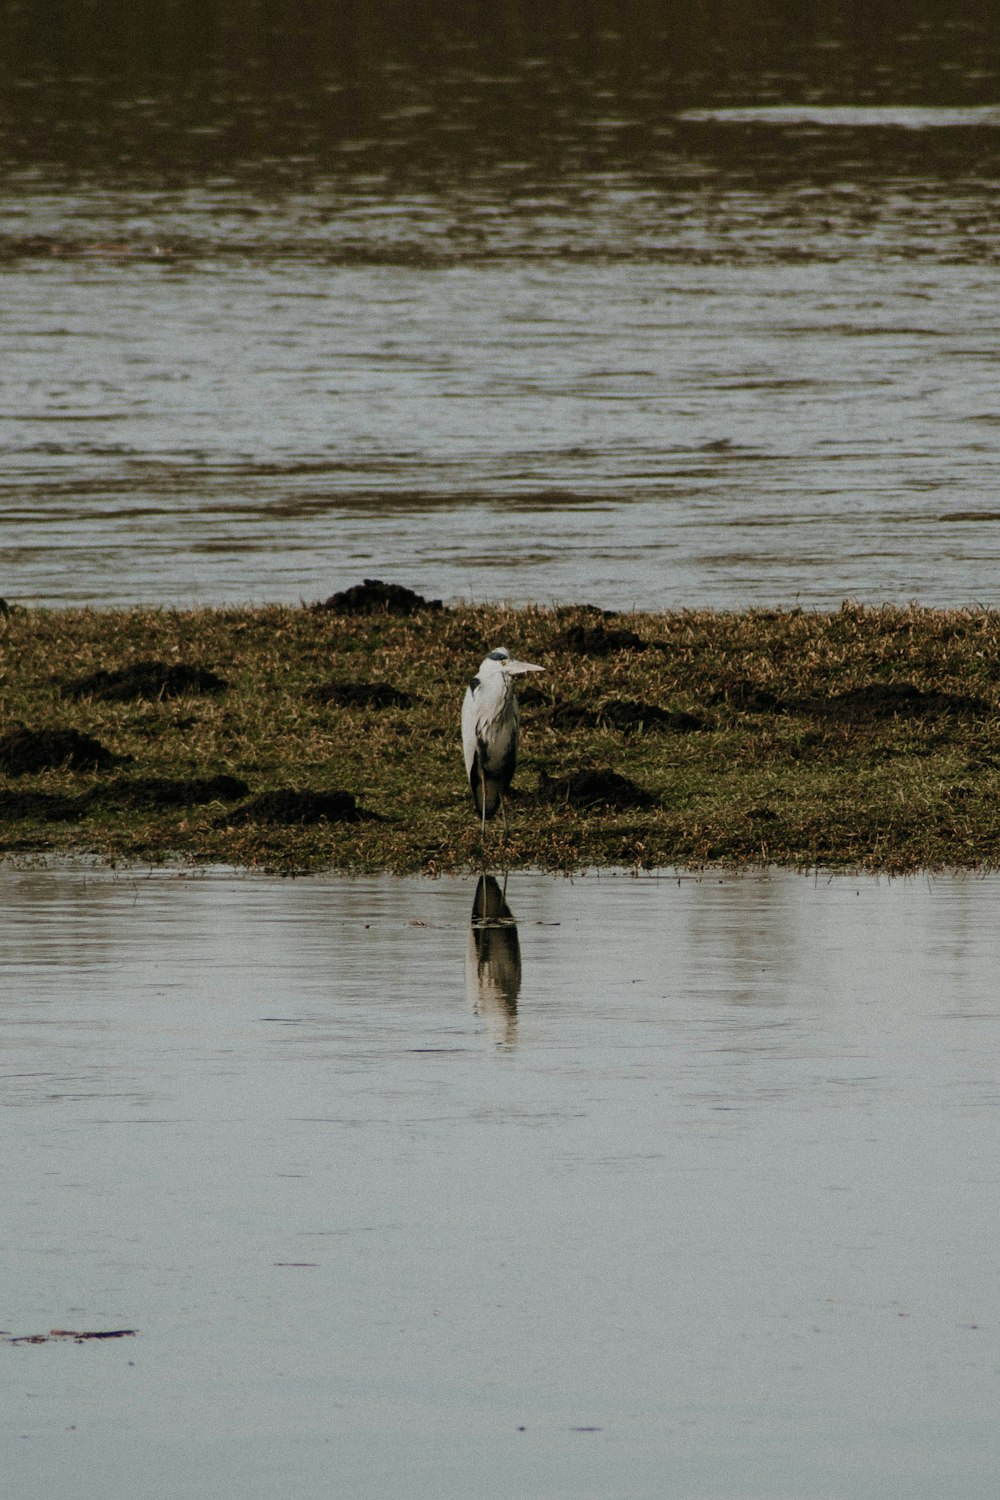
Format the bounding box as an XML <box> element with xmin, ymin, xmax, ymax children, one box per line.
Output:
<box><xmin>462</xmin><ymin>647</ymin><xmax>544</xmax><ymax>837</ymax></box>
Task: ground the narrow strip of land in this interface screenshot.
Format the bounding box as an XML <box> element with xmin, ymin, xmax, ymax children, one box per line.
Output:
<box><xmin>2</xmin><ymin>597</ymin><xmax>999</xmax><ymax>873</ymax></box>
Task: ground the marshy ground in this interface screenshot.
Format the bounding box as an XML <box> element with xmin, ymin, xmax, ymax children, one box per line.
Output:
<box><xmin>2</xmin><ymin>592</ymin><xmax>1000</xmax><ymax>874</ymax></box>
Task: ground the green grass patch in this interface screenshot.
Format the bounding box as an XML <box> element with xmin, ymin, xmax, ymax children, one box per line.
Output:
<box><xmin>2</xmin><ymin>599</ymin><xmax>1000</xmax><ymax>874</ymax></box>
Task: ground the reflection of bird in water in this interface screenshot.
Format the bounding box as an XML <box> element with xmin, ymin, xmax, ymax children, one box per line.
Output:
<box><xmin>466</xmin><ymin>874</ymin><xmax>521</xmax><ymax>1047</ymax></box>
<box><xmin>462</xmin><ymin>647</ymin><xmax>544</xmax><ymax>839</ymax></box>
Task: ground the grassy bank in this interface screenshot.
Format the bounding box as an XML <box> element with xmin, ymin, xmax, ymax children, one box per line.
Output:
<box><xmin>2</xmin><ymin>598</ymin><xmax>1000</xmax><ymax>874</ymax></box>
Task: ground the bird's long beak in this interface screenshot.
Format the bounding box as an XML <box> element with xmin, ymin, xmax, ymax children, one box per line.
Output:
<box><xmin>505</xmin><ymin>659</ymin><xmax>544</xmax><ymax>676</ymax></box>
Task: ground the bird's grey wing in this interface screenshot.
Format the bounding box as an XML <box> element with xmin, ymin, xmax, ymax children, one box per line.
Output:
<box><xmin>461</xmin><ymin>684</ymin><xmax>478</xmax><ymax>780</ymax></box>
<box><xmin>485</xmin><ymin>712</ymin><xmax>518</xmax><ymax>780</ymax></box>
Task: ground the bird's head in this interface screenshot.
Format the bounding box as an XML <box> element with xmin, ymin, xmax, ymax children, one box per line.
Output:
<box><xmin>480</xmin><ymin>647</ymin><xmax>544</xmax><ymax>678</ymax></box>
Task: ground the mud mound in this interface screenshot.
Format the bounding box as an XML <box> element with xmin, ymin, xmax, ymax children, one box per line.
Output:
<box><xmin>552</xmin><ymin>604</ymin><xmax>620</xmax><ymax>619</ymax></box>
<box><xmin>536</xmin><ymin>768</ymin><xmax>657</xmax><ymax>810</ymax></box>
<box><xmin>318</xmin><ymin>580</ymin><xmax>443</xmax><ymax>616</ymax></box>
<box><xmin>552</xmin><ymin>623</ymin><xmax>649</xmax><ymax>655</ymax></box>
<box><xmin>713</xmin><ymin>679</ymin><xmax>993</xmax><ymax>722</ymax></box>
<box><xmin>798</xmin><ymin>682</ymin><xmax>993</xmax><ymax>722</ymax></box>
<box><xmin>710</xmin><ymin>681</ymin><xmax>784</xmax><ymax>712</ymax></box>
<box><xmin>218</xmin><ymin>788</ymin><xmax>367</xmax><ymax>827</ymax></box>
<box><xmin>62</xmin><ymin>660</ymin><xmax>228</xmax><ymax>702</ymax></box>
<box><xmin>92</xmin><ymin>774</ymin><xmax>249</xmax><ymax>810</ymax></box>
<box><xmin>0</xmin><ymin>790</ymin><xmax>89</xmax><ymax>822</ymax></box>
<box><xmin>0</xmin><ymin>727</ymin><xmax>125</xmax><ymax>775</ymax></box>
<box><xmin>305</xmin><ymin>680</ymin><xmax>416</xmax><ymax>709</ymax></box>
<box><xmin>550</xmin><ymin>699</ymin><xmax>706</xmax><ymax>734</ymax></box>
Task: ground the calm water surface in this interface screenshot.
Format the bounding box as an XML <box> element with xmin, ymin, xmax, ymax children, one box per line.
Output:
<box><xmin>3</xmin><ymin>867</ymin><xmax>1000</xmax><ymax>1498</ymax></box>
<box><xmin>3</xmin><ymin>3</ymin><xmax>1000</xmax><ymax>610</ymax></box>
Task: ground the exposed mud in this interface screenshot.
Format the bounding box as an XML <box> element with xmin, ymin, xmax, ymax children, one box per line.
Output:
<box><xmin>0</xmin><ymin>775</ymin><xmax>249</xmax><ymax>823</ymax></box>
<box><xmin>317</xmin><ymin>579</ymin><xmax>443</xmax><ymax>616</ymax></box>
<box><xmin>62</xmin><ymin>660</ymin><xmax>228</xmax><ymax>702</ymax></box>
<box><xmin>535</xmin><ymin>768</ymin><xmax>657</xmax><ymax>810</ymax></box>
<box><xmin>713</xmin><ymin>679</ymin><xmax>994</xmax><ymax>721</ymax></box>
<box><xmin>94</xmin><ymin>774</ymin><xmax>249</xmax><ymax>809</ymax></box>
<box><xmin>218</xmin><ymin>788</ymin><xmax>371</xmax><ymax>826</ymax></box>
<box><xmin>551</xmin><ymin>623</ymin><xmax>649</xmax><ymax>655</ymax></box>
<box><xmin>796</xmin><ymin>682</ymin><xmax>995</xmax><ymax>722</ymax></box>
<box><xmin>552</xmin><ymin>604</ymin><xmax>621</xmax><ymax>619</ymax></box>
<box><xmin>305</xmin><ymin>680</ymin><xmax>416</xmax><ymax>709</ymax></box>
<box><xmin>0</xmin><ymin>727</ymin><xmax>126</xmax><ymax>774</ymax></box>
<box><xmin>548</xmin><ymin>699</ymin><xmax>707</xmax><ymax>734</ymax></box>
<box><xmin>0</xmin><ymin>790</ymin><xmax>90</xmax><ymax>822</ymax></box>
<box><xmin>710</xmin><ymin>681</ymin><xmax>784</xmax><ymax>713</ymax></box>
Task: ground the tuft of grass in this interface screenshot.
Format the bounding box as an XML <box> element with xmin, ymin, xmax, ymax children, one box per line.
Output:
<box><xmin>2</xmin><ymin>600</ymin><xmax>1000</xmax><ymax>873</ymax></box>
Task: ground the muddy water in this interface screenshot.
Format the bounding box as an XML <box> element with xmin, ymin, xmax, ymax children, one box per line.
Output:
<box><xmin>3</xmin><ymin>867</ymin><xmax>999</xmax><ymax>1498</ymax></box>
<box><xmin>3</xmin><ymin>4</ymin><xmax>1000</xmax><ymax>611</ymax></box>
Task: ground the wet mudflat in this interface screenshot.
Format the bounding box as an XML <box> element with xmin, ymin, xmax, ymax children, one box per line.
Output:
<box><xmin>3</xmin><ymin>866</ymin><xmax>999</xmax><ymax>1499</ymax></box>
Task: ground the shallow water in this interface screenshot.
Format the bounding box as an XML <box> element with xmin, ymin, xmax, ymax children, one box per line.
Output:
<box><xmin>3</xmin><ymin>4</ymin><xmax>1000</xmax><ymax>611</ymax></box>
<box><xmin>3</xmin><ymin>866</ymin><xmax>1000</xmax><ymax>1498</ymax></box>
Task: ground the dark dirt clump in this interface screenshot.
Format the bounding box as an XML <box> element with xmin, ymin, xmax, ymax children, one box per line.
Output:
<box><xmin>552</xmin><ymin>604</ymin><xmax>620</xmax><ymax>619</ymax></box>
<box><xmin>317</xmin><ymin>579</ymin><xmax>443</xmax><ymax>616</ymax></box>
<box><xmin>62</xmin><ymin>660</ymin><xmax>228</xmax><ymax>702</ymax></box>
<box><xmin>516</xmin><ymin>685</ymin><xmax>550</xmax><ymax>710</ymax></box>
<box><xmin>90</xmin><ymin>774</ymin><xmax>249</xmax><ymax>810</ymax></box>
<box><xmin>794</xmin><ymin>682</ymin><xmax>994</xmax><ymax>722</ymax></box>
<box><xmin>0</xmin><ymin>789</ymin><xmax>89</xmax><ymax>822</ymax></box>
<box><xmin>218</xmin><ymin>788</ymin><xmax>369</xmax><ymax>827</ymax></box>
<box><xmin>549</xmin><ymin>699</ymin><xmax>707</xmax><ymax>734</ymax></box>
<box><xmin>713</xmin><ymin>679</ymin><xmax>993</xmax><ymax>722</ymax></box>
<box><xmin>710</xmin><ymin>681</ymin><xmax>784</xmax><ymax>713</ymax></box>
<box><xmin>535</xmin><ymin>768</ymin><xmax>657</xmax><ymax>810</ymax></box>
<box><xmin>304</xmin><ymin>680</ymin><xmax>416</xmax><ymax>709</ymax></box>
<box><xmin>0</xmin><ymin>727</ymin><xmax>126</xmax><ymax>774</ymax></box>
<box><xmin>552</xmin><ymin>623</ymin><xmax>649</xmax><ymax>655</ymax></box>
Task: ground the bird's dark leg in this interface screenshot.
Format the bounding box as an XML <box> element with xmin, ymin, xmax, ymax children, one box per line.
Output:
<box><xmin>499</xmin><ymin>792</ymin><xmax>509</xmax><ymax>842</ymax></box>
<box><xmin>479</xmin><ymin>763</ymin><xmax>488</xmax><ymax>842</ymax></box>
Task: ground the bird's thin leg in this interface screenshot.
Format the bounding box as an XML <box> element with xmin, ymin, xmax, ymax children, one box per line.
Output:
<box><xmin>500</xmin><ymin>793</ymin><xmax>509</xmax><ymax>842</ymax></box>
<box><xmin>479</xmin><ymin>764</ymin><xmax>488</xmax><ymax>841</ymax></box>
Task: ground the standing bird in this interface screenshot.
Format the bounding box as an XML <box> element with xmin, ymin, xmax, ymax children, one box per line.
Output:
<box><xmin>462</xmin><ymin>647</ymin><xmax>544</xmax><ymax>837</ymax></box>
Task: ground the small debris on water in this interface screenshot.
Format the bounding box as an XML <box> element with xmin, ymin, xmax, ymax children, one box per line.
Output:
<box><xmin>3</xmin><ymin>1328</ymin><xmax>138</xmax><ymax>1345</ymax></box>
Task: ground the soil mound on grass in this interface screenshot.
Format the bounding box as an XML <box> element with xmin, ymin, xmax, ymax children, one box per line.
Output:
<box><xmin>0</xmin><ymin>775</ymin><xmax>248</xmax><ymax>822</ymax></box>
<box><xmin>552</xmin><ymin>623</ymin><xmax>649</xmax><ymax>655</ymax></box>
<box><xmin>713</xmin><ymin>679</ymin><xmax>993</xmax><ymax>721</ymax></box>
<box><xmin>62</xmin><ymin>660</ymin><xmax>228</xmax><ymax>702</ymax></box>
<box><xmin>317</xmin><ymin>580</ymin><xmax>443</xmax><ymax>616</ymax></box>
<box><xmin>549</xmin><ymin>699</ymin><xmax>707</xmax><ymax>734</ymax></box>
<box><xmin>305</xmin><ymin>680</ymin><xmax>416</xmax><ymax>709</ymax></box>
<box><xmin>535</xmin><ymin>768</ymin><xmax>657</xmax><ymax>810</ymax></box>
<box><xmin>710</xmin><ymin>681</ymin><xmax>784</xmax><ymax>712</ymax></box>
<box><xmin>796</xmin><ymin>682</ymin><xmax>993</xmax><ymax>722</ymax></box>
<box><xmin>92</xmin><ymin>774</ymin><xmax>249</xmax><ymax>810</ymax></box>
<box><xmin>0</xmin><ymin>727</ymin><xmax>125</xmax><ymax>775</ymax></box>
<box><xmin>0</xmin><ymin>789</ymin><xmax>89</xmax><ymax>821</ymax></box>
<box><xmin>552</xmin><ymin>604</ymin><xmax>621</xmax><ymax>619</ymax></box>
<box><xmin>218</xmin><ymin>788</ymin><xmax>369</xmax><ymax>827</ymax></box>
